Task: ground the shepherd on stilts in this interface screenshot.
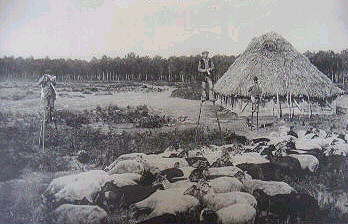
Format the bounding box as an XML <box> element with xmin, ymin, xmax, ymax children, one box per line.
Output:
<box><xmin>248</xmin><ymin>76</ymin><xmax>262</xmax><ymax>130</ymax></box>
<box><xmin>38</xmin><ymin>70</ymin><xmax>57</xmax><ymax>152</ymax></box>
<box><xmin>38</xmin><ymin>71</ymin><xmax>57</xmax><ymax>123</ymax></box>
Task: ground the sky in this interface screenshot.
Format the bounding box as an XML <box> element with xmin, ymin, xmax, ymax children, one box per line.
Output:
<box><xmin>0</xmin><ymin>0</ymin><xmax>347</xmax><ymax>60</ymax></box>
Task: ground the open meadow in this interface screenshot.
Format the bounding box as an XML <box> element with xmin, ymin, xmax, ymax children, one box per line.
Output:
<box><xmin>0</xmin><ymin>81</ymin><xmax>347</xmax><ymax>224</ymax></box>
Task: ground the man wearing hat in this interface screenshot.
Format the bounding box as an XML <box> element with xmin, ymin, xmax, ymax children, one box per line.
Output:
<box><xmin>198</xmin><ymin>51</ymin><xmax>215</xmax><ymax>101</ymax></box>
<box><xmin>38</xmin><ymin>70</ymin><xmax>57</xmax><ymax>122</ymax></box>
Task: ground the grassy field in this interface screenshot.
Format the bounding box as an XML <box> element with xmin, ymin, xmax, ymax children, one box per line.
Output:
<box><xmin>0</xmin><ymin>81</ymin><xmax>347</xmax><ymax>223</ymax></box>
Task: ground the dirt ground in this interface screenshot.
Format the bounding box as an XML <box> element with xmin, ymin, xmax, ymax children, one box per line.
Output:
<box><xmin>1</xmin><ymin>81</ymin><xmax>347</xmax><ymax>137</ymax></box>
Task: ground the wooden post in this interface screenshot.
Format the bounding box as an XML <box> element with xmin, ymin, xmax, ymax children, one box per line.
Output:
<box><xmin>307</xmin><ymin>95</ymin><xmax>312</xmax><ymax>118</ymax></box>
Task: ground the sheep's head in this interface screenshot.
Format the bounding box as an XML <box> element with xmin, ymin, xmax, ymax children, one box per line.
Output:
<box><xmin>252</xmin><ymin>189</ymin><xmax>268</xmax><ymax>202</ymax></box>
<box><xmin>200</xmin><ymin>208</ymin><xmax>219</xmax><ymax>222</ymax></box>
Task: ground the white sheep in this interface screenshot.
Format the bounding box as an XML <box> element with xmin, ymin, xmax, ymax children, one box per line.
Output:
<box><xmin>51</xmin><ymin>204</ymin><xmax>107</xmax><ymax>224</ymax></box>
<box><xmin>209</xmin><ymin>176</ymin><xmax>244</xmax><ymax>193</ymax></box>
<box><xmin>204</xmin><ymin>166</ymin><xmax>243</xmax><ymax>179</ymax></box>
<box><xmin>109</xmin><ymin>173</ymin><xmax>142</xmax><ymax>187</ymax></box>
<box><xmin>203</xmin><ymin>191</ymin><xmax>257</xmax><ymax>210</ymax></box>
<box><xmin>289</xmin><ymin>154</ymin><xmax>319</xmax><ymax>172</ymax></box>
<box><xmin>144</xmin><ymin>154</ymin><xmax>189</xmax><ymax>171</ymax></box>
<box><xmin>45</xmin><ymin>170</ymin><xmax>112</xmax><ymax>205</ymax></box>
<box><xmin>134</xmin><ymin>187</ymin><xmax>199</xmax><ymax>218</ymax></box>
<box><xmin>200</xmin><ymin>203</ymin><xmax>256</xmax><ymax>224</ymax></box>
<box><xmin>324</xmin><ymin>139</ymin><xmax>348</xmax><ymax>156</ymax></box>
<box><xmin>107</xmin><ymin>160</ymin><xmax>149</xmax><ymax>175</ymax></box>
<box><xmin>105</xmin><ymin>153</ymin><xmax>147</xmax><ymax>171</ymax></box>
<box><xmin>157</xmin><ymin>146</ymin><xmax>179</xmax><ymax>157</ymax></box>
<box><xmin>237</xmin><ymin>173</ymin><xmax>295</xmax><ymax>196</ymax></box>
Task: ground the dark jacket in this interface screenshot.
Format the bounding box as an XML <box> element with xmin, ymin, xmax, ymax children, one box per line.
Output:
<box><xmin>198</xmin><ymin>58</ymin><xmax>215</xmax><ymax>81</ymax></box>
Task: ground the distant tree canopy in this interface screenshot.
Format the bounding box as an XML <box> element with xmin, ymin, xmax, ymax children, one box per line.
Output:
<box><xmin>0</xmin><ymin>50</ymin><xmax>347</xmax><ymax>84</ymax></box>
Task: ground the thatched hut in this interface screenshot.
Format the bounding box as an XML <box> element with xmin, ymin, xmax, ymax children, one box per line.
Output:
<box><xmin>214</xmin><ymin>32</ymin><xmax>344</xmax><ymax>117</ymax></box>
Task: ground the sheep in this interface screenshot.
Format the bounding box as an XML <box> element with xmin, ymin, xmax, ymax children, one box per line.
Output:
<box><xmin>143</xmin><ymin>154</ymin><xmax>189</xmax><ymax>171</ymax></box>
<box><xmin>287</xmin><ymin>126</ymin><xmax>298</xmax><ymax>138</ymax></box>
<box><xmin>253</xmin><ymin>189</ymin><xmax>322</xmax><ymax>222</ymax></box>
<box><xmin>158</xmin><ymin>162</ymin><xmax>184</xmax><ymax>183</ymax></box>
<box><xmin>200</xmin><ymin>203</ymin><xmax>256</xmax><ymax>224</ymax></box>
<box><xmin>51</xmin><ymin>204</ymin><xmax>107</xmax><ymax>224</ymax></box>
<box><xmin>250</xmin><ymin>137</ymin><xmax>271</xmax><ymax>145</ymax></box>
<box><xmin>94</xmin><ymin>180</ymin><xmax>164</xmax><ymax>210</ymax></box>
<box><xmin>208</xmin><ymin>176</ymin><xmax>244</xmax><ymax>193</ymax></box>
<box><xmin>133</xmin><ymin>187</ymin><xmax>200</xmax><ymax>219</ymax></box>
<box><xmin>185</xmin><ymin>156</ymin><xmax>210</xmax><ymax>167</ymax></box>
<box><xmin>211</xmin><ymin>152</ymin><xmax>234</xmax><ymax>167</ymax></box>
<box><xmin>324</xmin><ymin>138</ymin><xmax>348</xmax><ymax>156</ymax></box>
<box><xmin>107</xmin><ymin>159</ymin><xmax>150</xmax><ymax>175</ymax></box>
<box><xmin>189</xmin><ymin>161</ymin><xmax>209</xmax><ymax>182</ymax></box>
<box><xmin>204</xmin><ymin>166</ymin><xmax>243</xmax><ymax>179</ymax></box>
<box><xmin>288</xmin><ymin>154</ymin><xmax>319</xmax><ymax>172</ymax></box>
<box><xmin>236</xmin><ymin>162</ymin><xmax>287</xmax><ymax>181</ymax></box>
<box><xmin>261</xmin><ymin>145</ymin><xmax>304</xmax><ymax>178</ymax></box>
<box><xmin>235</xmin><ymin>171</ymin><xmax>295</xmax><ymax>196</ymax></box>
<box><xmin>109</xmin><ymin>173</ymin><xmax>142</xmax><ymax>187</ymax></box>
<box><xmin>105</xmin><ymin>153</ymin><xmax>147</xmax><ymax>171</ymax></box>
<box><xmin>44</xmin><ymin>170</ymin><xmax>112</xmax><ymax>209</ymax></box>
<box><xmin>202</xmin><ymin>191</ymin><xmax>257</xmax><ymax>210</ymax></box>
<box><xmin>230</xmin><ymin>152</ymin><xmax>269</xmax><ymax>165</ymax></box>
<box><xmin>224</xmin><ymin>132</ymin><xmax>249</xmax><ymax>145</ymax></box>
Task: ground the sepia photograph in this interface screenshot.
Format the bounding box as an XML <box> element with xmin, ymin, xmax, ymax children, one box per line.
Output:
<box><xmin>0</xmin><ymin>0</ymin><xmax>347</xmax><ymax>223</ymax></box>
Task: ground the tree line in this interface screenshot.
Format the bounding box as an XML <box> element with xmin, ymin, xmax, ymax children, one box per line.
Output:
<box><xmin>0</xmin><ymin>53</ymin><xmax>235</xmax><ymax>83</ymax></box>
<box><xmin>0</xmin><ymin>50</ymin><xmax>347</xmax><ymax>85</ymax></box>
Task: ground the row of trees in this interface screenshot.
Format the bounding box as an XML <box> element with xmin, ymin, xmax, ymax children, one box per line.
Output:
<box><xmin>0</xmin><ymin>53</ymin><xmax>235</xmax><ymax>83</ymax></box>
<box><xmin>304</xmin><ymin>50</ymin><xmax>348</xmax><ymax>84</ymax></box>
<box><xmin>0</xmin><ymin>50</ymin><xmax>347</xmax><ymax>84</ymax></box>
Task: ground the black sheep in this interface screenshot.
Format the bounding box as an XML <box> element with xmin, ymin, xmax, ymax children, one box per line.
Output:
<box><xmin>261</xmin><ymin>145</ymin><xmax>303</xmax><ymax>178</ymax></box>
<box><xmin>236</xmin><ymin>162</ymin><xmax>287</xmax><ymax>181</ymax></box>
<box><xmin>224</xmin><ymin>132</ymin><xmax>249</xmax><ymax>145</ymax></box>
<box><xmin>287</xmin><ymin>126</ymin><xmax>299</xmax><ymax>138</ymax></box>
<box><xmin>253</xmin><ymin>189</ymin><xmax>322</xmax><ymax>223</ymax></box>
<box><xmin>185</xmin><ymin>157</ymin><xmax>210</xmax><ymax>167</ymax></box>
<box><xmin>251</xmin><ymin>137</ymin><xmax>271</xmax><ymax>144</ymax></box>
<box><xmin>95</xmin><ymin>182</ymin><xmax>163</xmax><ymax>211</ymax></box>
<box><xmin>159</xmin><ymin>167</ymin><xmax>184</xmax><ymax>183</ymax></box>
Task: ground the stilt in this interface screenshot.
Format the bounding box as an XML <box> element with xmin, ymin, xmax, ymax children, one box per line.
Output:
<box><xmin>196</xmin><ymin>100</ymin><xmax>204</xmax><ymax>127</ymax></box>
<box><xmin>213</xmin><ymin>101</ymin><xmax>222</xmax><ymax>133</ymax></box>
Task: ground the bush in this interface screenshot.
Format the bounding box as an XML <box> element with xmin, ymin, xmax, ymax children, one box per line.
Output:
<box><xmin>171</xmin><ymin>85</ymin><xmax>202</xmax><ymax>100</ymax></box>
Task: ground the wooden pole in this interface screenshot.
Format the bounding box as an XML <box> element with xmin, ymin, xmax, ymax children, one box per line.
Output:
<box><xmin>307</xmin><ymin>95</ymin><xmax>312</xmax><ymax>118</ymax></box>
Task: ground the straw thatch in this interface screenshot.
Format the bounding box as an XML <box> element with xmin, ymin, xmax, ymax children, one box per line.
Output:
<box><xmin>214</xmin><ymin>32</ymin><xmax>343</xmax><ymax>100</ymax></box>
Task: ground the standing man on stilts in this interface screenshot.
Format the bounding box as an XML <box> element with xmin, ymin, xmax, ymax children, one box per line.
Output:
<box><xmin>38</xmin><ymin>70</ymin><xmax>57</xmax><ymax>123</ymax></box>
<box><xmin>248</xmin><ymin>76</ymin><xmax>261</xmax><ymax>130</ymax></box>
<box><xmin>198</xmin><ymin>51</ymin><xmax>215</xmax><ymax>102</ymax></box>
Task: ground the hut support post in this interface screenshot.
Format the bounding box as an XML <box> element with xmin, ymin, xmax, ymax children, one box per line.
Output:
<box><xmin>277</xmin><ymin>93</ymin><xmax>282</xmax><ymax>118</ymax></box>
<box><xmin>332</xmin><ymin>99</ymin><xmax>337</xmax><ymax>115</ymax></box>
<box><xmin>293</xmin><ymin>99</ymin><xmax>303</xmax><ymax>116</ymax></box>
<box><xmin>307</xmin><ymin>95</ymin><xmax>312</xmax><ymax>118</ymax></box>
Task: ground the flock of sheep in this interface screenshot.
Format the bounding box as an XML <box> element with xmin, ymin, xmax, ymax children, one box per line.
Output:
<box><xmin>43</xmin><ymin>125</ymin><xmax>348</xmax><ymax>223</ymax></box>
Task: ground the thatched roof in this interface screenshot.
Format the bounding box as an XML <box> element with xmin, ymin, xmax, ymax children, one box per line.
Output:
<box><xmin>214</xmin><ymin>32</ymin><xmax>343</xmax><ymax>99</ymax></box>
